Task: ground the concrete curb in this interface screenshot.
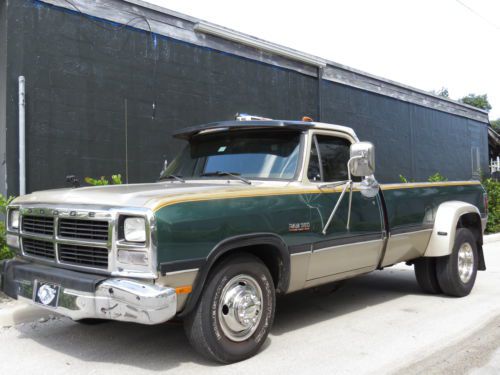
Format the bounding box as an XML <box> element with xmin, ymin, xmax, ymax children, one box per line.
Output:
<box><xmin>484</xmin><ymin>233</ymin><xmax>500</xmax><ymax>244</ymax></box>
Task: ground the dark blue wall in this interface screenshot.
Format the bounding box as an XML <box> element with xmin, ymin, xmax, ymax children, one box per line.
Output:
<box><xmin>321</xmin><ymin>82</ymin><xmax>489</xmax><ymax>182</ymax></box>
<box><xmin>2</xmin><ymin>0</ymin><xmax>489</xmax><ymax>195</ymax></box>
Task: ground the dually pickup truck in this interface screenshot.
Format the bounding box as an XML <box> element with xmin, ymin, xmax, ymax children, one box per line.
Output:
<box><xmin>1</xmin><ymin>118</ymin><xmax>488</xmax><ymax>363</ymax></box>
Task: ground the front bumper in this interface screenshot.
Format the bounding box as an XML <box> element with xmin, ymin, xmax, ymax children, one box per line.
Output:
<box><xmin>0</xmin><ymin>259</ymin><xmax>177</xmax><ymax>325</ymax></box>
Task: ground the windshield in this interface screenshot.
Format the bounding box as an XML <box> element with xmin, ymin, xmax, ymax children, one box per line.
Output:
<box><xmin>162</xmin><ymin>130</ymin><xmax>302</xmax><ymax>180</ymax></box>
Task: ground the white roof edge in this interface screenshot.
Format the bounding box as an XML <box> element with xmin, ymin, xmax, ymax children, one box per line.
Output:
<box><xmin>122</xmin><ymin>0</ymin><xmax>201</xmax><ymax>23</ymax></box>
<box><xmin>122</xmin><ymin>0</ymin><xmax>487</xmax><ymax>116</ymax></box>
<box><xmin>327</xmin><ymin>61</ymin><xmax>489</xmax><ymax>115</ymax></box>
<box><xmin>194</xmin><ymin>22</ymin><xmax>327</xmax><ymax>68</ymax></box>
<box><xmin>53</xmin><ymin>0</ymin><xmax>489</xmax><ymax>119</ymax></box>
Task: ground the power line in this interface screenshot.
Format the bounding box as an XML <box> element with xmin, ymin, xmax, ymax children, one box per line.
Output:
<box><xmin>455</xmin><ymin>0</ymin><xmax>500</xmax><ymax>31</ymax></box>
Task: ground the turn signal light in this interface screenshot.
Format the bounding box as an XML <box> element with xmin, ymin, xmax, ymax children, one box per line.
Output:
<box><xmin>175</xmin><ymin>286</ymin><xmax>192</xmax><ymax>295</ymax></box>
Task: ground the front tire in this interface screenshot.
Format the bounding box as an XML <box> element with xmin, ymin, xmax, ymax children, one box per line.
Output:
<box><xmin>184</xmin><ymin>254</ymin><xmax>276</xmax><ymax>363</ymax></box>
<box><xmin>436</xmin><ymin>228</ymin><xmax>478</xmax><ymax>297</ymax></box>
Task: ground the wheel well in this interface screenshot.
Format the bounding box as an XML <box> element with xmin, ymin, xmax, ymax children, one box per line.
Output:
<box><xmin>457</xmin><ymin>213</ymin><xmax>482</xmax><ymax>245</ymax></box>
<box><xmin>457</xmin><ymin>212</ymin><xmax>486</xmax><ymax>270</ymax></box>
<box><xmin>212</xmin><ymin>244</ymin><xmax>284</xmax><ymax>292</ymax></box>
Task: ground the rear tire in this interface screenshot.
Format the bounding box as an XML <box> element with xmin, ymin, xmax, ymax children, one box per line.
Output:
<box><xmin>184</xmin><ymin>254</ymin><xmax>275</xmax><ymax>364</ymax></box>
<box><xmin>414</xmin><ymin>258</ymin><xmax>441</xmax><ymax>294</ymax></box>
<box><xmin>436</xmin><ymin>228</ymin><xmax>478</xmax><ymax>297</ymax></box>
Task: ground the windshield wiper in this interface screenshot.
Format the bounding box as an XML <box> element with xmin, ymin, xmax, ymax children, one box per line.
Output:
<box><xmin>159</xmin><ymin>174</ymin><xmax>185</xmax><ymax>183</ymax></box>
<box><xmin>200</xmin><ymin>171</ymin><xmax>251</xmax><ymax>185</ymax></box>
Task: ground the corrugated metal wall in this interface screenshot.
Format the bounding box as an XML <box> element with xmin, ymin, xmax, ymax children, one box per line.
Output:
<box><xmin>2</xmin><ymin>0</ymin><xmax>489</xmax><ymax>195</ymax></box>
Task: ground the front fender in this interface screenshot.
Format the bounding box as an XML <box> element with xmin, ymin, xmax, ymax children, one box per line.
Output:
<box><xmin>178</xmin><ymin>233</ymin><xmax>290</xmax><ymax>317</ymax></box>
<box><xmin>424</xmin><ymin>201</ymin><xmax>481</xmax><ymax>257</ymax></box>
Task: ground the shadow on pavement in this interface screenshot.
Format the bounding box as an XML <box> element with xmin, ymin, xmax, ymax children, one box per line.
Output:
<box><xmin>273</xmin><ymin>266</ymin><xmax>427</xmax><ymax>336</ymax></box>
<box><xmin>14</xmin><ymin>266</ymin><xmax>430</xmax><ymax>371</ymax></box>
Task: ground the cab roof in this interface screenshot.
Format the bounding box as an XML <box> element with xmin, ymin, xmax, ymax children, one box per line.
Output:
<box><xmin>173</xmin><ymin>120</ymin><xmax>359</xmax><ymax>141</ymax></box>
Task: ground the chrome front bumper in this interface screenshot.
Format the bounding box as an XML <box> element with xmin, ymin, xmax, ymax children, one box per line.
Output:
<box><xmin>1</xmin><ymin>260</ymin><xmax>177</xmax><ymax>325</ymax></box>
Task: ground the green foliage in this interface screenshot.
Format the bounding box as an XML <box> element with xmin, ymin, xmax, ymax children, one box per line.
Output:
<box><xmin>399</xmin><ymin>174</ymin><xmax>413</xmax><ymax>183</ymax></box>
<box><xmin>1</xmin><ymin>194</ymin><xmax>15</xmax><ymax>261</ymax></box>
<box><xmin>483</xmin><ymin>178</ymin><xmax>500</xmax><ymax>234</ymax></box>
<box><xmin>111</xmin><ymin>174</ymin><xmax>123</xmax><ymax>185</ymax></box>
<box><xmin>428</xmin><ymin>173</ymin><xmax>448</xmax><ymax>182</ymax></box>
<box><xmin>398</xmin><ymin>173</ymin><xmax>447</xmax><ymax>183</ymax></box>
<box><xmin>459</xmin><ymin>93</ymin><xmax>492</xmax><ymax>112</ymax></box>
<box><xmin>84</xmin><ymin>174</ymin><xmax>123</xmax><ymax>186</ymax></box>
<box><xmin>491</xmin><ymin>119</ymin><xmax>500</xmax><ymax>133</ymax></box>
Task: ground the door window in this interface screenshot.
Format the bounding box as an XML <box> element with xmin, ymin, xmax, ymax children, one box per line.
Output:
<box><xmin>307</xmin><ymin>135</ymin><xmax>351</xmax><ymax>182</ymax></box>
<box><xmin>307</xmin><ymin>138</ymin><xmax>322</xmax><ymax>181</ymax></box>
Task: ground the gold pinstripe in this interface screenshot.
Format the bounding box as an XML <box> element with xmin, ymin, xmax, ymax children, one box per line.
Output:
<box><xmin>150</xmin><ymin>181</ymin><xmax>481</xmax><ymax>212</ymax></box>
<box><xmin>380</xmin><ymin>181</ymin><xmax>481</xmax><ymax>190</ymax></box>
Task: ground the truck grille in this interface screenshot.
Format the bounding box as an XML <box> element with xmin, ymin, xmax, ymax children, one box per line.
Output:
<box><xmin>22</xmin><ymin>216</ymin><xmax>54</xmax><ymax>236</ymax></box>
<box><xmin>23</xmin><ymin>238</ymin><xmax>55</xmax><ymax>259</ymax></box>
<box><xmin>58</xmin><ymin>244</ymin><xmax>109</xmax><ymax>269</ymax></box>
<box><xmin>58</xmin><ymin>218</ymin><xmax>109</xmax><ymax>242</ymax></box>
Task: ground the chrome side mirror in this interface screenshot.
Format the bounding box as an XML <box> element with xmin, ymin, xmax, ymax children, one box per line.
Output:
<box><xmin>349</xmin><ymin>142</ymin><xmax>378</xmax><ymax>198</ymax></box>
<box><xmin>359</xmin><ymin>174</ymin><xmax>379</xmax><ymax>198</ymax></box>
<box><xmin>350</xmin><ymin>142</ymin><xmax>375</xmax><ymax>177</ymax></box>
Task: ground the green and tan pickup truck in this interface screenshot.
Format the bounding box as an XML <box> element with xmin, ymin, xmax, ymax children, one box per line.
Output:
<box><xmin>1</xmin><ymin>118</ymin><xmax>488</xmax><ymax>363</ymax></box>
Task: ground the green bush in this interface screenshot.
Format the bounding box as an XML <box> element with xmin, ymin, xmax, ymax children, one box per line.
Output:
<box><xmin>84</xmin><ymin>174</ymin><xmax>123</xmax><ymax>186</ymax></box>
<box><xmin>398</xmin><ymin>173</ymin><xmax>447</xmax><ymax>183</ymax></box>
<box><xmin>1</xmin><ymin>194</ymin><xmax>15</xmax><ymax>260</ymax></box>
<box><xmin>484</xmin><ymin>178</ymin><xmax>500</xmax><ymax>234</ymax></box>
<box><xmin>399</xmin><ymin>174</ymin><xmax>413</xmax><ymax>183</ymax></box>
<box><xmin>427</xmin><ymin>172</ymin><xmax>447</xmax><ymax>182</ymax></box>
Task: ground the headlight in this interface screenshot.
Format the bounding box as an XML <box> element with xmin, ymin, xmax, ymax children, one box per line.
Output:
<box><xmin>124</xmin><ymin>217</ymin><xmax>146</xmax><ymax>242</ymax></box>
<box><xmin>9</xmin><ymin>209</ymin><xmax>20</xmax><ymax>230</ymax></box>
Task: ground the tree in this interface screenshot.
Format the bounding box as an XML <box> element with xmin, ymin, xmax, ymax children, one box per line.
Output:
<box><xmin>432</xmin><ymin>87</ymin><xmax>449</xmax><ymax>98</ymax></box>
<box><xmin>492</xmin><ymin>119</ymin><xmax>500</xmax><ymax>133</ymax></box>
<box><xmin>459</xmin><ymin>93</ymin><xmax>492</xmax><ymax>112</ymax></box>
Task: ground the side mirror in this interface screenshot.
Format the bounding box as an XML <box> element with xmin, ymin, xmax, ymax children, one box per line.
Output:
<box><xmin>350</xmin><ymin>142</ymin><xmax>375</xmax><ymax>177</ymax></box>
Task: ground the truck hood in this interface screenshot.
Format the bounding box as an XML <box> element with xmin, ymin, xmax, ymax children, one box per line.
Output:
<box><xmin>12</xmin><ymin>181</ymin><xmax>290</xmax><ymax>211</ymax></box>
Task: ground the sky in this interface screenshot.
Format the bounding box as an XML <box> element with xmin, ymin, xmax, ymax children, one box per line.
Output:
<box><xmin>144</xmin><ymin>0</ymin><xmax>500</xmax><ymax>120</ymax></box>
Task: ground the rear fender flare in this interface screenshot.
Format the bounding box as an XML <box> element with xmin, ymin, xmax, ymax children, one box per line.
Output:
<box><xmin>424</xmin><ymin>201</ymin><xmax>481</xmax><ymax>257</ymax></box>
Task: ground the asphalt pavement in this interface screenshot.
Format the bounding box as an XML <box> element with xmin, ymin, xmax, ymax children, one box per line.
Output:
<box><xmin>0</xmin><ymin>236</ymin><xmax>499</xmax><ymax>375</ymax></box>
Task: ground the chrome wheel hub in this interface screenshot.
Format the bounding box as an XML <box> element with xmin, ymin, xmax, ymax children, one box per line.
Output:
<box><xmin>218</xmin><ymin>275</ymin><xmax>263</xmax><ymax>342</ymax></box>
<box><xmin>458</xmin><ymin>242</ymin><xmax>474</xmax><ymax>283</ymax></box>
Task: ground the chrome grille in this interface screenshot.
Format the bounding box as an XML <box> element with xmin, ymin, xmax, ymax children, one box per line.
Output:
<box><xmin>23</xmin><ymin>238</ymin><xmax>55</xmax><ymax>259</ymax></box>
<box><xmin>58</xmin><ymin>218</ymin><xmax>109</xmax><ymax>241</ymax></box>
<box><xmin>58</xmin><ymin>244</ymin><xmax>109</xmax><ymax>269</ymax></box>
<box><xmin>22</xmin><ymin>216</ymin><xmax>54</xmax><ymax>236</ymax></box>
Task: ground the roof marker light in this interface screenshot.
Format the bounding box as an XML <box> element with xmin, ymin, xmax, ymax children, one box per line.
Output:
<box><xmin>235</xmin><ymin>113</ymin><xmax>272</xmax><ymax>121</ymax></box>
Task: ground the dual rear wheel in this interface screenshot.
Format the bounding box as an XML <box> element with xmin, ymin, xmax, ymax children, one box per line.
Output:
<box><xmin>414</xmin><ymin>228</ymin><xmax>478</xmax><ymax>297</ymax></box>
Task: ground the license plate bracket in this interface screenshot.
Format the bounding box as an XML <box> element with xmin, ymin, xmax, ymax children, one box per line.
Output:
<box><xmin>34</xmin><ymin>281</ymin><xmax>60</xmax><ymax>308</ymax></box>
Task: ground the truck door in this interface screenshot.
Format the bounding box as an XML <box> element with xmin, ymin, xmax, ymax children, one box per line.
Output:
<box><xmin>305</xmin><ymin>132</ymin><xmax>385</xmax><ymax>285</ymax></box>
